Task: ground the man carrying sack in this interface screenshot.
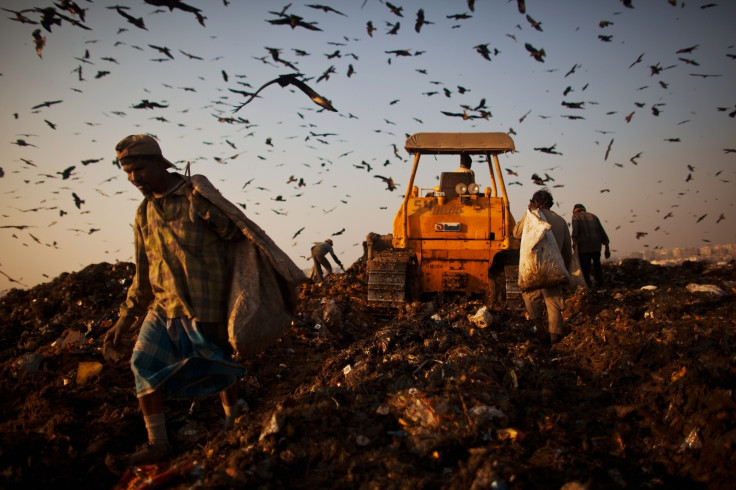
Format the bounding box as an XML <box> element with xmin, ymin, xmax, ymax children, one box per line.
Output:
<box><xmin>104</xmin><ymin>134</ymin><xmax>305</xmax><ymax>469</ymax></box>
<box><xmin>513</xmin><ymin>189</ymin><xmax>572</xmax><ymax>344</ymax></box>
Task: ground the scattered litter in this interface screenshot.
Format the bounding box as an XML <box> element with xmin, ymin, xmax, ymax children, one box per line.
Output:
<box><xmin>17</xmin><ymin>352</ymin><xmax>44</xmax><ymax>372</ymax></box>
<box><xmin>686</xmin><ymin>283</ymin><xmax>727</xmax><ymax>296</ymax></box>
<box><xmin>76</xmin><ymin>361</ymin><xmax>102</xmax><ymax>385</ymax></box>
<box><xmin>467</xmin><ymin>306</ymin><xmax>494</xmax><ymax>328</ymax></box>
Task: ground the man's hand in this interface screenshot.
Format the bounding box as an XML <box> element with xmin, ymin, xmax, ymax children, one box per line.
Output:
<box><xmin>604</xmin><ymin>245</ymin><xmax>611</xmax><ymax>259</ymax></box>
<box><xmin>102</xmin><ymin>315</ymin><xmax>135</xmax><ymax>361</ymax></box>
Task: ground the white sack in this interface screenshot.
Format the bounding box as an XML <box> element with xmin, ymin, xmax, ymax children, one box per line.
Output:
<box><xmin>518</xmin><ymin>209</ymin><xmax>570</xmax><ymax>292</ymax></box>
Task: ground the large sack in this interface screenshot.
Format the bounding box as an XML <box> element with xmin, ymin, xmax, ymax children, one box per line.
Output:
<box><xmin>228</xmin><ymin>238</ymin><xmax>298</xmax><ymax>356</ymax></box>
<box><xmin>518</xmin><ymin>209</ymin><xmax>570</xmax><ymax>292</ymax></box>
<box><xmin>187</xmin><ymin>175</ymin><xmax>307</xmax><ymax>356</ymax></box>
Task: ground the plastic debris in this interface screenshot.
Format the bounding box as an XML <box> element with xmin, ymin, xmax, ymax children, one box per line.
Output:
<box><xmin>685</xmin><ymin>283</ymin><xmax>727</xmax><ymax>296</ymax></box>
<box><xmin>496</xmin><ymin>427</ymin><xmax>525</xmax><ymax>442</ymax></box>
<box><xmin>680</xmin><ymin>427</ymin><xmax>703</xmax><ymax>451</ymax></box>
<box><xmin>468</xmin><ymin>405</ymin><xmax>508</xmax><ymax>425</ymax></box>
<box><xmin>17</xmin><ymin>352</ymin><xmax>44</xmax><ymax>372</ymax></box>
<box><xmin>467</xmin><ymin>306</ymin><xmax>494</xmax><ymax>328</ymax></box>
<box><xmin>259</xmin><ymin>411</ymin><xmax>284</xmax><ymax>441</ymax></box>
<box><xmin>76</xmin><ymin>361</ymin><xmax>103</xmax><ymax>385</ymax></box>
<box><xmin>640</xmin><ymin>285</ymin><xmax>658</xmax><ymax>291</ymax></box>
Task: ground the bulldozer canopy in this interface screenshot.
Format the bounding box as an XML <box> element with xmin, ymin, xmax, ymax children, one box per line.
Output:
<box><xmin>404</xmin><ymin>132</ymin><xmax>515</xmax><ymax>155</ymax></box>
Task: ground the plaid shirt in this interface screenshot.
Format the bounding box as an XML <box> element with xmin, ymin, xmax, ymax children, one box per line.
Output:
<box><xmin>120</xmin><ymin>179</ymin><xmax>241</xmax><ymax>323</ymax></box>
<box><xmin>572</xmin><ymin>211</ymin><xmax>609</xmax><ymax>254</ymax></box>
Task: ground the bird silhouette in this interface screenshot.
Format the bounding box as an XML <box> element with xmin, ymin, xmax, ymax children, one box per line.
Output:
<box><xmin>374</xmin><ymin>175</ymin><xmax>396</xmax><ymax>191</ymax></box>
<box><xmin>534</xmin><ymin>144</ymin><xmax>562</xmax><ymax>155</ymax></box>
<box><xmin>149</xmin><ymin>44</ymin><xmax>174</xmax><ymax>59</ymax></box>
<box><xmin>31</xmin><ymin>29</ymin><xmax>45</xmax><ymax>58</ymax></box>
<box><xmin>524</xmin><ymin>43</ymin><xmax>546</xmax><ymax>62</ymax></box>
<box><xmin>132</xmin><ymin>99</ymin><xmax>169</xmax><ymax>109</ymax></box>
<box><xmin>57</xmin><ymin>166</ymin><xmax>75</xmax><ymax>179</ymax></box>
<box><xmin>12</xmin><ymin>139</ymin><xmax>37</xmax><ymax>148</ymax></box>
<box><xmin>628</xmin><ymin>52</ymin><xmax>644</xmax><ymax>69</ymax></box>
<box><xmin>474</xmin><ymin>43</ymin><xmax>492</xmax><ymax>61</ymax></box>
<box><xmin>111</xmin><ymin>6</ymin><xmax>147</xmax><ymax>30</ymax></box>
<box><xmin>144</xmin><ymin>0</ymin><xmax>204</xmax><ymax>24</ymax></box>
<box><xmin>232</xmin><ymin>73</ymin><xmax>337</xmax><ymax>113</ymax></box>
<box><xmin>306</xmin><ymin>4</ymin><xmax>346</xmax><ymax>16</ymax></box>
<box><xmin>415</xmin><ymin>9</ymin><xmax>433</xmax><ymax>33</ymax></box>
<box><xmin>31</xmin><ymin>99</ymin><xmax>63</xmax><ymax>110</ymax></box>
<box><xmin>267</xmin><ymin>14</ymin><xmax>322</xmax><ymax>31</ymax></box>
<box><xmin>526</xmin><ymin>14</ymin><xmax>542</xmax><ymax>31</ymax></box>
<box><xmin>385</xmin><ymin>2</ymin><xmax>403</xmax><ymax>17</ymax></box>
<box><xmin>72</xmin><ymin>192</ymin><xmax>85</xmax><ymax>209</ymax></box>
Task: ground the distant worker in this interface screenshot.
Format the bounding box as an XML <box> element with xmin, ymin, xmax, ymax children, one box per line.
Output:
<box><xmin>513</xmin><ymin>189</ymin><xmax>572</xmax><ymax>344</ymax></box>
<box><xmin>310</xmin><ymin>238</ymin><xmax>343</xmax><ymax>282</ymax></box>
<box><xmin>571</xmin><ymin>203</ymin><xmax>610</xmax><ymax>288</ymax></box>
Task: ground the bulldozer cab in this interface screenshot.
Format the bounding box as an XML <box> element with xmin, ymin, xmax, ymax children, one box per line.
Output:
<box><xmin>366</xmin><ymin>132</ymin><xmax>521</xmax><ymax>308</ymax></box>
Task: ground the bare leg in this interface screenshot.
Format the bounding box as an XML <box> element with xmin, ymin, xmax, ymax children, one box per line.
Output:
<box><xmin>221</xmin><ymin>383</ymin><xmax>239</xmax><ymax>429</ymax></box>
<box><xmin>138</xmin><ymin>390</ymin><xmax>164</xmax><ymax>416</ymax></box>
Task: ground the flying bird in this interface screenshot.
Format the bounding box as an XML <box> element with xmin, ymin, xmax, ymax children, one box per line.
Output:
<box><xmin>374</xmin><ymin>175</ymin><xmax>397</xmax><ymax>191</ymax></box>
<box><xmin>31</xmin><ymin>29</ymin><xmax>45</xmax><ymax>58</ymax></box>
<box><xmin>149</xmin><ymin>44</ymin><xmax>174</xmax><ymax>59</ymax></box>
<box><xmin>604</xmin><ymin>138</ymin><xmax>614</xmax><ymax>160</ymax></box>
<box><xmin>526</xmin><ymin>14</ymin><xmax>542</xmax><ymax>31</ymax></box>
<box><xmin>232</xmin><ymin>73</ymin><xmax>337</xmax><ymax>113</ymax></box>
<box><xmin>474</xmin><ymin>43</ymin><xmax>492</xmax><ymax>61</ymax></box>
<box><xmin>132</xmin><ymin>99</ymin><xmax>169</xmax><ymax>109</ymax></box>
<box><xmin>31</xmin><ymin>99</ymin><xmax>63</xmax><ymax>110</ymax></box>
<box><xmin>306</xmin><ymin>4</ymin><xmax>346</xmax><ymax>16</ymax></box>
<box><xmin>112</xmin><ymin>6</ymin><xmax>147</xmax><ymax>30</ymax></box>
<box><xmin>534</xmin><ymin>144</ymin><xmax>562</xmax><ymax>155</ymax></box>
<box><xmin>524</xmin><ymin>43</ymin><xmax>546</xmax><ymax>62</ymax></box>
<box><xmin>72</xmin><ymin>192</ymin><xmax>85</xmax><ymax>209</ymax></box>
<box><xmin>12</xmin><ymin>139</ymin><xmax>37</xmax><ymax>148</ymax></box>
<box><xmin>57</xmin><ymin>166</ymin><xmax>75</xmax><ymax>179</ymax></box>
<box><xmin>267</xmin><ymin>14</ymin><xmax>322</xmax><ymax>31</ymax></box>
<box><xmin>385</xmin><ymin>2</ymin><xmax>403</xmax><ymax>17</ymax></box>
<box><xmin>415</xmin><ymin>9</ymin><xmax>433</xmax><ymax>33</ymax></box>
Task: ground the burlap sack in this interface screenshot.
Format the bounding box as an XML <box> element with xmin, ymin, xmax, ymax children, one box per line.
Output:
<box><xmin>188</xmin><ymin>175</ymin><xmax>307</xmax><ymax>356</ymax></box>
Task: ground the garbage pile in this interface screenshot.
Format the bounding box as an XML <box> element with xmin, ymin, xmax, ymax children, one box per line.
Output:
<box><xmin>1</xmin><ymin>258</ymin><xmax>735</xmax><ymax>489</ymax></box>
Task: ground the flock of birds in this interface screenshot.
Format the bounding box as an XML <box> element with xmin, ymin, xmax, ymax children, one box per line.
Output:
<box><xmin>1</xmin><ymin>0</ymin><xmax>734</xmax><ymax>289</ymax></box>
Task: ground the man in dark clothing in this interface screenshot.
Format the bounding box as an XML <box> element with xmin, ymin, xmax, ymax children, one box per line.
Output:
<box><xmin>310</xmin><ymin>238</ymin><xmax>343</xmax><ymax>282</ymax></box>
<box><xmin>571</xmin><ymin>204</ymin><xmax>610</xmax><ymax>288</ymax></box>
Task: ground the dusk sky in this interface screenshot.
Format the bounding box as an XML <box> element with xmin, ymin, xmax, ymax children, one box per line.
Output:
<box><xmin>1</xmin><ymin>0</ymin><xmax>735</xmax><ymax>293</ymax></box>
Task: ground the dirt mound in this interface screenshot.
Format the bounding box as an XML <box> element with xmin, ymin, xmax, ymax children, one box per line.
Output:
<box><xmin>1</xmin><ymin>259</ymin><xmax>735</xmax><ymax>489</ymax></box>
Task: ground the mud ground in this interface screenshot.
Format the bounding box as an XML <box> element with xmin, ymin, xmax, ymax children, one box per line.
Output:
<box><xmin>1</xmin><ymin>258</ymin><xmax>735</xmax><ymax>489</ymax></box>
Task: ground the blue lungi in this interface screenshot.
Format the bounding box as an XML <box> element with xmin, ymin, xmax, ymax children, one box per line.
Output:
<box><xmin>131</xmin><ymin>311</ymin><xmax>245</xmax><ymax>398</ymax></box>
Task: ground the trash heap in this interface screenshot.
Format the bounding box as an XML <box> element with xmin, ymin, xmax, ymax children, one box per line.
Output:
<box><xmin>0</xmin><ymin>258</ymin><xmax>735</xmax><ymax>489</ymax></box>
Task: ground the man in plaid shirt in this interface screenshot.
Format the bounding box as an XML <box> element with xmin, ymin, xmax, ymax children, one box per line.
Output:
<box><xmin>104</xmin><ymin>134</ymin><xmax>246</xmax><ymax>468</ymax></box>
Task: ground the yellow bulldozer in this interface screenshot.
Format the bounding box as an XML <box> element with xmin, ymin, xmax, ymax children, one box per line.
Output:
<box><xmin>365</xmin><ymin>132</ymin><xmax>521</xmax><ymax>309</ymax></box>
